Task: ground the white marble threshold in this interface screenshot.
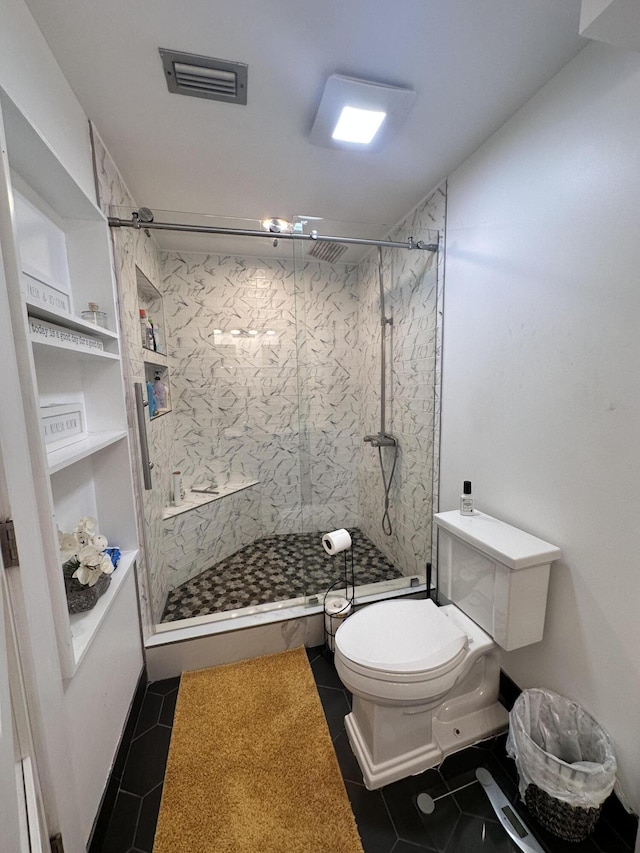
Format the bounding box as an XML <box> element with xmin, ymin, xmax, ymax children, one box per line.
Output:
<box><xmin>145</xmin><ymin>576</ymin><xmax>427</xmax><ymax>648</ymax></box>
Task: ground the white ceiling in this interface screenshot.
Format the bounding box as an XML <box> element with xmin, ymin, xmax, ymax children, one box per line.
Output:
<box><xmin>24</xmin><ymin>0</ymin><xmax>586</xmax><ymax>253</ymax></box>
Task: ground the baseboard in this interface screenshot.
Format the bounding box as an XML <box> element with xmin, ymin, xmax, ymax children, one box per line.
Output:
<box><xmin>498</xmin><ymin>668</ymin><xmax>521</xmax><ymax>711</ymax></box>
<box><xmin>87</xmin><ymin>665</ymin><xmax>147</xmax><ymax>853</ymax></box>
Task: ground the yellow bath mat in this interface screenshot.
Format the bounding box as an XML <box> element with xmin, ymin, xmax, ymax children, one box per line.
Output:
<box><xmin>153</xmin><ymin>646</ymin><xmax>363</xmax><ymax>852</ymax></box>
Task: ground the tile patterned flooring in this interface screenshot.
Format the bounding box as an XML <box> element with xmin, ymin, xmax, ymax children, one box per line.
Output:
<box><xmin>97</xmin><ymin>646</ymin><xmax>636</xmax><ymax>853</ymax></box>
<box><xmin>162</xmin><ymin>528</ymin><xmax>403</xmax><ymax>621</ymax></box>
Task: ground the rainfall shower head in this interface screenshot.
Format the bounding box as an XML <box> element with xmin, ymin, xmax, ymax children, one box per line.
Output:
<box><xmin>308</xmin><ymin>240</ymin><xmax>348</xmax><ymax>263</ymax></box>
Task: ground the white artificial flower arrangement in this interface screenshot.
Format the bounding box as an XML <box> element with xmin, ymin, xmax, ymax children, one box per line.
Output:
<box><xmin>59</xmin><ymin>516</ymin><xmax>114</xmax><ymax>587</ymax></box>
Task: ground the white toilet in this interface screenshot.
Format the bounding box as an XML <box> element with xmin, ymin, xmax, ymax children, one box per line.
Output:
<box><xmin>334</xmin><ymin>510</ymin><xmax>561</xmax><ymax>790</ymax></box>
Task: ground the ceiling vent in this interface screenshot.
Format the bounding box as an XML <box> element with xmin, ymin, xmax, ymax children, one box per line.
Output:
<box><xmin>159</xmin><ymin>49</ymin><xmax>247</xmax><ymax>105</ymax></box>
<box><xmin>308</xmin><ymin>240</ymin><xmax>348</xmax><ymax>263</ymax></box>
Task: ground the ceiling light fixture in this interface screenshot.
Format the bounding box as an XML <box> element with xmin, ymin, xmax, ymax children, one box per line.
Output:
<box><xmin>310</xmin><ymin>74</ymin><xmax>416</xmax><ymax>151</ymax></box>
<box><xmin>261</xmin><ymin>218</ymin><xmax>292</xmax><ymax>234</ymax></box>
<box><xmin>332</xmin><ymin>106</ymin><xmax>386</xmax><ymax>144</ymax></box>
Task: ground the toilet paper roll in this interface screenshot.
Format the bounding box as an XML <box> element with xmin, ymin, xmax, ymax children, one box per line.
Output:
<box><xmin>322</xmin><ymin>528</ymin><xmax>352</xmax><ymax>555</ymax></box>
<box><xmin>324</xmin><ymin>596</ymin><xmax>352</xmax><ymax>617</ymax></box>
<box><xmin>324</xmin><ymin>597</ymin><xmax>352</xmax><ymax>652</ymax></box>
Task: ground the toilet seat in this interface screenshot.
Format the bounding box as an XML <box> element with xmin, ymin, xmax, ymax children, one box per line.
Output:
<box><xmin>335</xmin><ymin>599</ymin><xmax>468</xmax><ymax>680</ymax></box>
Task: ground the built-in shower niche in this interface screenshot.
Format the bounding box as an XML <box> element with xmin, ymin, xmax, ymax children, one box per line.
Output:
<box><xmin>144</xmin><ymin>361</ymin><xmax>171</xmax><ymax>418</ymax></box>
<box><xmin>136</xmin><ymin>267</ymin><xmax>172</xmax><ymax>418</ymax></box>
<box><xmin>136</xmin><ymin>266</ymin><xmax>166</xmax><ymax>355</ymax></box>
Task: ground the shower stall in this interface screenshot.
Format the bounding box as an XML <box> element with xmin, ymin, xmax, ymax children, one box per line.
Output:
<box><xmin>106</xmin><ymin>185</ymin><xmax>446</xmax><ymax>637</ymax></box>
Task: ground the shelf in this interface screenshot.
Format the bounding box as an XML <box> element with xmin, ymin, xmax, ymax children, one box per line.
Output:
<box><xmin>31</xmin><ymin>336</ymin><xmax>119</xmax><ymax>360</ymax></box>
<box><xmin>27</xmin><ymin>299</ymin><xmax>118</xmax><ymax>340</ymax></box>
<box><xmin>150</xmin><ymin>407</ymin><xmax>171</xmax><ymax>420</ymax></box>
<box><xmin>47</xmin><ymin>431</ymin><xmax>128</xmax><ymax>474</ymax></box>
<box><xmin>69</xmin><ymin>549</ymin><xmax>138</xmax><ymax>670</ymax></box>
<box><xmin>142</xmin><ymin>346</ymin><xmax>167</xmax><ymax>362</ymax></box>
<box><xmin>163</xmin><ymin>481</ymin><xmax>260</xmax><ymax>520</ymax></box>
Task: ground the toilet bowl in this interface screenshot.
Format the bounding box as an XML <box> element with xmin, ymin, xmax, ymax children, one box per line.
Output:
<box><xmin>334</xmin><ymin>599</ymin><xmax>507</xmax><ymax>789</ymax></box>
<box><xmin>333</xmin><ymin>510</ymin><xmax>561</xmax><ymax>790</ymax></box>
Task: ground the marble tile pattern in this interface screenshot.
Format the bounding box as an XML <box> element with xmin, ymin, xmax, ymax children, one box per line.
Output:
<box><xmin>294</xmin><ymin>259</ymin><xmax>361</xmax><ymax>534</ymax></box>
<box><xmin>160</xmin><ymin>253</ymin><xmax>361</xmax><ymax>541</ymax></box>
<box><xmin>357</xmin><ymin>187</ymin><xmax>446</xmax><ymax>578</ymax></box>
<box><xmin>91</xmin><ymin>126</ymin><xmax>172</xmax><ymax>627</ymax></box>
<box><xmin>162</xmin><ymin>484</ymin><xmax>262</xmax><ymax>590</ymax></box>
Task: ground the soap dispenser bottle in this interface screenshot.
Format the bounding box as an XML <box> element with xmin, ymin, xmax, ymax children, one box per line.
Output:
<box><xmin>460</xmin><ymin>481</ymin><xmax>474</xmax><ymax>515</ymax></box>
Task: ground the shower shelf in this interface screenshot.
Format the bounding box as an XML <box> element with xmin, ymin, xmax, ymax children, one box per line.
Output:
<box><xmin>163</xmin><ymin>480</ymin><xmax>259</xmax><ymax>520</ymax></box>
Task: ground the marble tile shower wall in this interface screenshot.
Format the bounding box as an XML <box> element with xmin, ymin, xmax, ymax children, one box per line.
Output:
<box><xmin>160</xmin><ymin>253</ymin><xmax>361</xmax><ymax>557</ymax></box>
<box><xmin>163</xmin><ymin>487</ymin><xmax>262</xmax><ymax>591</ymax></box>
<box><xmin>91</xmin><ymin>126</ymin><xmax>172</xmax><ymax>627</ymax></box>
<box><xmin>295</xmin><ymin>259</ymin><xmax>361</xmax><ymax>535</ymax></box>
<box><xmin>357</xmin><ymin>187</ymin><xmax>446</xmax><ymax>577</ymax></box>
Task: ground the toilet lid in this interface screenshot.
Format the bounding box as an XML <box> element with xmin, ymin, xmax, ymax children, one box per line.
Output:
<box><xmin>335</xmin><ymin>599</ymin><xmax>468</xmax><ymax>674</ymax></box>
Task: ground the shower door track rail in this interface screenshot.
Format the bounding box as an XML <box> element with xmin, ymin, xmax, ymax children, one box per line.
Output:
<box><xmin>108</xmin><ymin>211</ymin><xmax>438</xmax><ymax>252</ymax></box>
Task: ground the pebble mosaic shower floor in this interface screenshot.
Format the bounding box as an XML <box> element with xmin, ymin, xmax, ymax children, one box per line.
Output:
<box><xmin>161</xmin><ymin>528</ymin><xmax>404</xmax><ymax>622</ymax></box>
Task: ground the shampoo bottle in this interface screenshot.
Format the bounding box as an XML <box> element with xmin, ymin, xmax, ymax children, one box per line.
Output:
<box><xmin>139</xmin><ymin>308</ymin><xmax>148</xmax><ymax>347</ymax></box>
<box><xmin>460</xmin><ymin>480</ymin><xmax>474</xmax><ymax>515</ymax></box>
<box><xmin>152</xmin><ymin>371</ymin><xmax>167</xmax><ymax>409</ymax></box>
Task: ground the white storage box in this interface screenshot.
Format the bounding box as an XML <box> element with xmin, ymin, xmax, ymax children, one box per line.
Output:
<box><xmin>40</xmin><ymin>403</ymin><xmax>86</xmax><ymax>452</ymax></box>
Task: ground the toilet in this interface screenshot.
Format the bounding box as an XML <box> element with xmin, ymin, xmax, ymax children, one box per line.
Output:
<box><xmin>334</xmin><ymin>510</ymin><xmax>561</xmax><ymax>790</ymax></box>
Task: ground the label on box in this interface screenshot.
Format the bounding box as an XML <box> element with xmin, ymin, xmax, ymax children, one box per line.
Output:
<box><xmin>29</xmin><ymin>317</ymin><xmax>104</xmax><ymax>352</ymax></box>
<box><xmin>22</xmin><ymin>273</ymin><xmax>71</xmax><ymax>314</ymax></box>
<box><xmin>40</xmin><ymin>404</ymin><xmax>86</xmax><ymax>451</ymax></box>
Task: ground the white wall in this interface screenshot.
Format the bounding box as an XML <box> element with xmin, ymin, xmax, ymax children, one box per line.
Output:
<box><xmin>442</xmin><ymin>40</ymin><xmax>640</xmax><ymax>812</ymax></box>
<box><xmin>0</xmin><ymin>0</ymin><xmax>94</xmax><ymax>200</ymax></box>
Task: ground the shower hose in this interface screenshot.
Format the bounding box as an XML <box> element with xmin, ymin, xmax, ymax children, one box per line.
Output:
<box><xmin>378</xmin><ymin>441</ymin><xmax>399</xmax><ymax>536</ymax></box>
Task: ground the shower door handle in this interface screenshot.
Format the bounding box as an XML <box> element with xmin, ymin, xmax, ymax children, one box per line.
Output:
<box><xmin>134</xmin><ymin>382</ymin><xmax>153</xmax><ymax>490</ymax></box>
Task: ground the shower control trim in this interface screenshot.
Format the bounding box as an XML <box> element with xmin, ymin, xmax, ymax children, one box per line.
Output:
<box><xmin>364</xmin><ymin>433</ymin><xmax>397</xmax><ymax>447</ymax></box>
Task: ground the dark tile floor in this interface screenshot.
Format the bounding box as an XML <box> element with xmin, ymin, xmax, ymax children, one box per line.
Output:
<box><xmin>162</xmin><ymin>528</ymin><xmax>403</xmax><ymax>622</ymax></box>
<box><xmin>97</xmin><ymin>646</ymin><xmax>637</xmax><ymax>853</ymax></box>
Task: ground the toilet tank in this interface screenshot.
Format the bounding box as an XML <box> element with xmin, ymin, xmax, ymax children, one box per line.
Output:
<box><xmin>434</xmin><ymin>511</ymin><xmax>561</xmax><ymax>651</ymax></box>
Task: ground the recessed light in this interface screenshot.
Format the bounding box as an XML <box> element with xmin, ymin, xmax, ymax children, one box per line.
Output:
<box><xmin>229</xmin><ymin>329</ymin><xmax>241</xmax><ymax>335</ymax></box>
<box><xmin>213</xmin><ymin>328</ymin><xmax>223</xmax><ymax>334</ymax></box>
<box><xmin>332</xmin><ymin>106</ymin><xmax>386</xmax><ymax>144</ymax></box>
<box><xmin>265</xmin><ymin>329</ymin><xmax>277</xmax><ymax>336</ymax></box>
<box><xmin>248</xmin><ymin>329</ymin><xmax>259</xmax><ymax>336</ymax></box>
<box><xmin>310</xmin><ymin>74</ymin><xmax>416</xmax><ymax>151</ymax></box>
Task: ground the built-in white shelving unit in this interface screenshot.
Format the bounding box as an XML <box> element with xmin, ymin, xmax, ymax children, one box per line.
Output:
<box><xmin>0</xmin><ymin>89</ymin><xmax>139</xmax><ymax>674</ymax></box>
<box><xmin>68</xmin><ymin>549</ymin><xmax>137</xmax><ymax>668</ymax></box>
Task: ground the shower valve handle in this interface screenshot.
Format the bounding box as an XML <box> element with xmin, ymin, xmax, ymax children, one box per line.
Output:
<box><xmin>364</xmin><ymin>433</ymin><xmax>396</xmax><ymax>447</ymax></box>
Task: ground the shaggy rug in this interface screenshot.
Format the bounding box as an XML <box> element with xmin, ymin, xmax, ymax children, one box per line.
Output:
<box><xmin>153</xmin><ymin>647</ymin><xmax>363</xmax><ymax>852</ymax></box>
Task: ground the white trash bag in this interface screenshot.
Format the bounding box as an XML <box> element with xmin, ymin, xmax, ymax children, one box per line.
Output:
<box><xmin>506</xmin><ymin>688</ymin><xmax>616</xmax><ymax>809</ymax></box>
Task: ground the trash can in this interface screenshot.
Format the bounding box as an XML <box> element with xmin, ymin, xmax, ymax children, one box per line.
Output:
<box><xmin>506</xmin><ymin>688</ymin><xmax>617</xmax><ymax>842</ymax></box>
